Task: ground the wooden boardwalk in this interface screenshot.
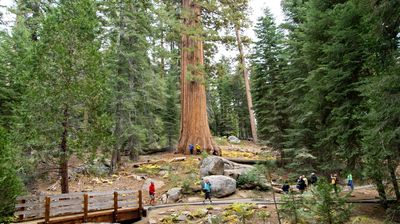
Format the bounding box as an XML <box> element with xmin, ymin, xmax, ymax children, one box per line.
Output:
<box><xmin>14</xmin><ymin>190</ymin><xmax>143</xmax><ymax>223</ymax></box>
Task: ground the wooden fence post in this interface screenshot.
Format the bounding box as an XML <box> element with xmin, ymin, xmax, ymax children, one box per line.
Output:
<box><xmin>83</xmin><ymin>194</ymin><xmax>88</xmax><ymax>222</ymax></box>
<box><xmin>138</xmin><ymin>190</ymin><xmax>143</xmax><ymax>215</ymax></box>
<box><xmin>44</xmin><ymin>196</ymin><xmax>50</xmax><ymax>224</ymax></box>
<box><xmin>113</xmin><ymin>192</ymin><xmax>118</xmax><ymax>222</ymax></box>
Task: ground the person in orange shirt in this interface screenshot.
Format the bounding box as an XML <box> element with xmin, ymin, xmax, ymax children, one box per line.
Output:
<box><xmin>149</xmin><ymin>181</ymin><xmax>156</xmax><ymax>205</ymax></box>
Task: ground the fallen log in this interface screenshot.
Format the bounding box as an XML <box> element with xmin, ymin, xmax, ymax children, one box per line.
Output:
<box><xmin>141</xmin><ymin>147</ymin><xmax>171</xmax><ymax>155</ymax></box>
<box><xmin>132</xmin><ymin>160</ymin><xmax>165</xmax><ymax>168</ymax></box>
<box><xmin>225</xmin><ymin>158</ymin><xmax>275</xmax><ymax>165</ymax></box>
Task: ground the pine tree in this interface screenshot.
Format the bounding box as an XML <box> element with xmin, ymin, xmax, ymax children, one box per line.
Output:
<box><xmin>361</xmin><ymin>0</ymin><xmax>400</xmax><ymax>204</ymax></box>
<box><xmin>251</xmin><ymin>8</ymin><xmax>288</xmax><ymax>164</ymax></box>
<box><xmin>14</xmin><ymin>0</ymin><xmax>105</xmax><ymax>193</ymax></box>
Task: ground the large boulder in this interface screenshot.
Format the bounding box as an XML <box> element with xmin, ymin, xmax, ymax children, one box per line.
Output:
<box><xmin>167</xmin><ymin>187</ymin><xmax>182</xmax><ymax>202</ymax></box>
<box><xmin>200</xmin><ymin>156</ymin><xmax>224</xmax><ymax>177</ymax></box>
<box><xmin>228</xmin><ymin>136</ymin><xmax>241</xmax><ymax>144</ymax></box>
<box><xmin>221</xmin><ymin>157</ymin><xmax>253</xmax><ymax>180</ymax></box>
<box><xmin>204</xmin><ymin>175</ymin><xmax>236</xmax><ymax>198</ymax></box>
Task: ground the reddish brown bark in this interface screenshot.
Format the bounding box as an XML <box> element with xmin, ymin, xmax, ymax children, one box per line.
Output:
<box><xmin>177</xmin><ymin>0</ymin><xmax>220</xmax><ymax>155</ymax></box>
<box><xmin>60</xmin><ymin>106</ymin><xmax>69</xmax><ymax>193</ymax></box>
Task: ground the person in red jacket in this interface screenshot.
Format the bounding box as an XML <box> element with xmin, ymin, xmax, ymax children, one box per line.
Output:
<box><xmin>149</xmin><ymin>181</ymin><xmax>155</xmax><ymax>205</ymax></box>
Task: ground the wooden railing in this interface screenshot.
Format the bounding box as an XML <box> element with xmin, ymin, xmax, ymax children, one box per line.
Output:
<box><xmin>15</xmin><ymin>190</ymin><xmax>143</xmax><ymax>223</ymax></box>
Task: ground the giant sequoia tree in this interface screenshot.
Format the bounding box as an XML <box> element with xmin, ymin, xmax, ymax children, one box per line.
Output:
<box><xmin>177</xmin><ymin>0</ymin><xmax>219</xmax><ymax>155</ymax></box>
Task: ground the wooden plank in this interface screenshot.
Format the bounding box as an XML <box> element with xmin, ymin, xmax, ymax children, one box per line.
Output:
<box><xmin>50</xmin><ymin>198</ymin><xmax>82</xmax><ymax>207</ymax></box>
<box><xmin>118</xmin><ymin>201</ymin><xmax>138</xmax><ymax>208</ymax></box>
<box><xmin>16</xmin><ymin>195</ymin><xmax>45</xmax><ymax>201</ymax></box>
<box><xmin>88</xmin><ymin>197</ymin><xmax>114</xmax><ymax>205</ymax></box>
<box><xmin>44</xmin><ymin>197</ymin><xmax>50</xmax><ymax>224</ymax></box>
<box><xmin>116</xmin><ymin>190</ymin><xmax>135</xmax><ymax>194</ymax></box>
<box><xmin>49</xmin><ymin>192</ymin><xmax>84</xmax><ymax>200</ymax></box>
<box><xmin>118</xmin><ymin>193</ymin><xmax>137</xmax><ymax>198</ymax></box>
<box><xmin>89</xmin><ymin>195</ymin><xmax>114</xmax><ymax>202</ymax></box>
<box><xmin>88</xmin><ymin>201</ymin><xmax>114</xmax><ymax>211</ymax></box>
<box><xmin>51</xmin><ymin>206</ymin><xmax>82</xmax><ymax>217</ymax></box>
<box><xmin>83</xmin><ymin>194</ymin><xmax>88</xmax><ymax>222</ymax></box>
<box><xmin>16</xmin><ymin>201</ymin><xmax>44</xmax><ymax>209</ymax></box>
<box><xmin>14</xmin><ymin>209</ymin><xmax>44</xmax><ymax>217</ymax></box>
<box><xmin>88</xmin><ymin>191</ymin><xmax>114</xmax><ymax>196</ymax></box>
<box><xmin>90</xmin><ymin>194</ymin><xmax>114</xmax><ymax>199</ymax></box>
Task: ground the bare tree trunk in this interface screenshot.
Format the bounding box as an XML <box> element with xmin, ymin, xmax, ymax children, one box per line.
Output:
<box><xmin>375</xmin><ymin>177</ymin><xmax>388</xmax><ymax>208</ymax></box>
<box><xmin>110</xmin><ymin>0</ymin><xmax>125</xmax><ymax>174</ymax></box>
<box><xmin>388</xmin><ymin>158</ymin><xmax>400</xmax><ymax>201</ymax></box>
<box><xmin>177</xmin><ymin>0</ymin><xmax>220</xmax><ymax>155</ymax></box>
<box><xmin>235</xmin><ymin>26</ymin><xmax>257</xmax><ymax>143</ymax></box>
<box><xmin>60</xmin><ymin>106</ymin><xmax>69</xmax><ymax>194</ymax></box>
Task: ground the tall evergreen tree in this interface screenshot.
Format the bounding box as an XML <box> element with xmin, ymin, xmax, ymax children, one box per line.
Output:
<box><xmin>15</xmin><ymin>0</ymin><xmax>105</xmax><ymax>193</ymax></box>
<box><xmin>251</xmin><ymin>8</ymin><xmax>288</xmax><ymax>164</ymax></box>
<box><xmin>361</xmin><ymin>0</ymin><xmax>400</xmax><ymax>204</ymax></box>
<box><xmin>103</xmin><ymin>0</ymin><xmax>168</xmax><ymax>173</ymax></box>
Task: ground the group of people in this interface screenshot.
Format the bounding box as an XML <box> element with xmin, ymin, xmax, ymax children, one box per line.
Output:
<box><xmin>281</xmin><ymin>172</ymin><xmax>354</xmax><ymax>194</ymax></box>
<box><xmin>331</xmin><ymin>173</ymin><xmax>354</xmax><ymax>193</ymax></box>
<box><xmin>147</xmin><ymin>178</ymin><xmax>213</xmax><ymax>206</ymax></box>
<box><xmin>188</xmin><ymin>143</ymin><xmax>202</xmax><ymax>155</ymax></box>
<box><xmin>281</xmin><ymin>173</ymin><xmax>318</xmax><ymax>194</ymax></box>
<box><xmin>295</xmin><ymin>173</ymin><xmax>318</xmax><ymax>193</ymax></box>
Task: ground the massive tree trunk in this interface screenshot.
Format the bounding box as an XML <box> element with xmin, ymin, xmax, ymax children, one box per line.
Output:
<box><xmin>177</xmin><ymin>0</ymin><xmax>220</xmax><ymax>155</ymax></box>
<box><xmin>235</xmin><ymin>26</ymin><xmax>257</xmax><ymax>143</ymax></box>
<box><xmin>60</xmin><ymin>106</ymin><xmax>69</xmax><ymax>194</ymax></box>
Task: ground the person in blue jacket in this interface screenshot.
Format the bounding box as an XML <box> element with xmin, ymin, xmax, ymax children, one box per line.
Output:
<box><xmin>202</xmin><ymin>179</ymin><xmax>212</xmax><ymax>203</ymax></box>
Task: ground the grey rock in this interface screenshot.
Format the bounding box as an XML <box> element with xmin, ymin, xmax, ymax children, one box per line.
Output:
<box><xmin>224</xmin><ymin>169</ymin><xmax>245</xmax><ymax>180</ymax></box>
<box><xmin>228</xmin><ymin>136</ymin><xmax>241</xmax><ymax>144</ymax></box>
<box><xmin>148</xmin><ymin>219</ymin><xmax>157</xmax><ymax>224</ymax></box>
<box><xmin>200</xmin><ymin>156</ymin><xmax>225</xmax><ymax>177</ymax></box>
<box><xmin>167</xmin><ymin>187</ymin><xmax>182</xmax><ymax>202</ymax></box>
<box><xmin>203</xmin><ymin>175</ymin><xmax>236</xmax><ymax>198</ymax></box>
<box><xmin>176</xmin><ymin>214</ymin><xmax>187</xmax><ymax>221</ymax></box>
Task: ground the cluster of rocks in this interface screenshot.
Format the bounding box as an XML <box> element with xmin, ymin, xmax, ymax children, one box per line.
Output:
<box><xmin>198</xmin><ymin>156</ymin><xmax>254</xmax><ymax>197</ymax></box>
<box><xmin>200</xmin><ymin>156</ymin><xmax>253</xmax><ymax>180</ymax></box>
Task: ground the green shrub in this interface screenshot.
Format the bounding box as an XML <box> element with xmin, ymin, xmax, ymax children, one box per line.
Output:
<box><xmin>201</xmin><ymin>150</ymin><xmax>208</xmax><ymax>159</ymax></box>
<box><xmin>237</xmin><ymin>168</ymin><xmax>269</xmax><ymax>190</ymax></box>
<box><xmin>256</xmin><ymin>210</ymin><xmax>270</xmax><ymax>224</ymax></box>
<box><xmin>304</xmin><ymin>178</ymin><xmax>352</xmax><ymax>224</ymax></box>
<box><xmin>228</xmin><ymin>203</ymin><xmax>256</xmax><ymax>224</ymax></box>
<box><xmin>279</xmin><ymin>193</ymin><xmax>302</xmax><ymax>224</ymax></box>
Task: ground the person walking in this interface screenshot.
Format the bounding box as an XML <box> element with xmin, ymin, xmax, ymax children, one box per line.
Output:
<box><xmin>149</xmin><ymin>181</ymin><xmax>156</xmax><ymax>205</ymax></box>
<box><xmin>189</xmin><ymin>143</ymin><xmax>194</xmax><ymax>155</ymax></box>
<box><xmin>310</xmin><ymin>173</ymin><xmax>318</xmax><ymax>185</ymax></box>
<box><xmin>202</xmin><ymin>179</ymin><xmax>212</xmax><ymax>203</ymax></box>
<box><xmin>282</xmin><ymin>181</ymin><xmax>290</xmax><ymax>194</ymax></box>
<box><xmin>347</xmin><ymin>173</ymin><xmax>354</xmax><ymax>191</ymax></box>
<box><xmin>302</xmin><ymin>175</ymin><xmax>309</xmax><ymax>190</ymax></box>
<box><xmin>331</xmin><ymin>173</ymin><xmax>338</xmax><ymax>194</ymax></box>
<box><xmin>297</xmin><ymin>176</ymin><xmax>306</xmax><ymax>194</ymax></box>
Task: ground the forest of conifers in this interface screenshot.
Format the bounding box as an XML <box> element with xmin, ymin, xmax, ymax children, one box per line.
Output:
<box><xmin>0</xmin><ymin>0</ymin><xmax>399</xmax><ymax>220</ymax></box>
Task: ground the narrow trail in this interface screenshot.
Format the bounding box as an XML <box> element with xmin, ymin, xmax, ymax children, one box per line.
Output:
<box><xmin>144</xmin><ymin>184</ymin><xmax>382</xmax><ymax>212</ymax></box>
